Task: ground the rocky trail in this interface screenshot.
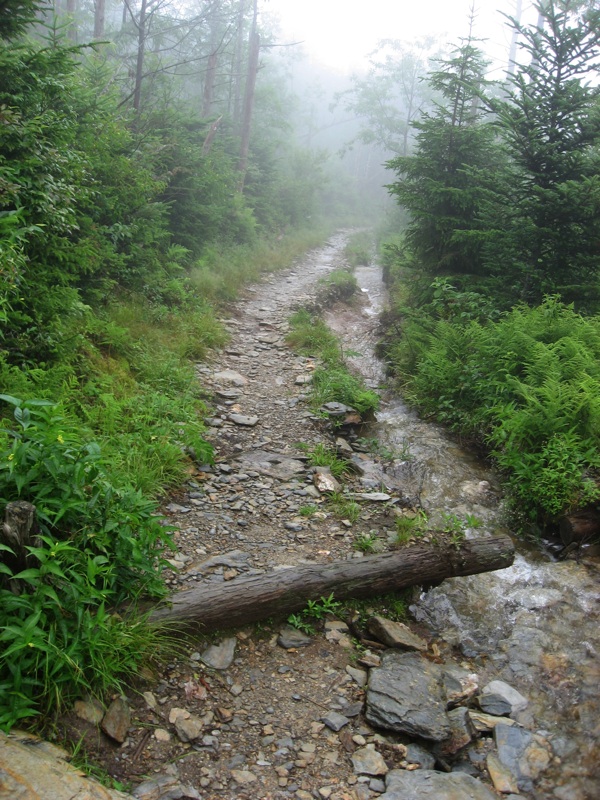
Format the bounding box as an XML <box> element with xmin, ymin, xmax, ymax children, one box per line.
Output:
<box><xmin>8</xmin><ymin>233</ymin><xmax>598</xmax><ymax>800</ymax></box>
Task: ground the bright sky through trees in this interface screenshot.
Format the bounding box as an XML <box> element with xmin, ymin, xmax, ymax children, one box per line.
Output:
<box><xmin>267</xmin><ymin>0</ymin><xmax>537</xmax><ymax>74</ymax></box>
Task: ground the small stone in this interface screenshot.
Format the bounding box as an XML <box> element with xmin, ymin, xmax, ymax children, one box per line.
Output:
<box><xmin>314</xmin><ymin>469</ymin><xmax>341</xmax><ymax>494</ymax></box>
<box><xmin>468</xmin><ymin>710</ymin><xmax>516</xmax><ymax>733</ymax></box>
<box><xmin>405</xmin><ymin>743</ymin><xmax>436</xmax><ymax>770</ymax></box>
<box><xmin>366</xmin><ymin>616</ymin><xmax>428</xmax><ymax>651</ymax></box>
<box><xmin>230</xmin><ymin>769</ymin><xmax>258</xmax><ymax>784</ymax></box>
<box><xmin>479</xmin><ymin>693</ymin><xmax>512</xmax><ymax>716</ymax></box>
<box><xmin>200</xmin><ymin>637</ymin><xmax>237</xmax><ymax>669</ymax></box>
<box><xmin>352</xmin><ymin>746</ymin><xmax>389</xmax><ymax>776</ymax></box>
<box><xmin>295</xmin><ymin>375</ymin><xmax>312</xmax><ymax>385</ymax></box>
<box><xmin>322</xmin><ymin>711</ymin><xmax>350</xmax><ymax>732</ymax></box>
<box><xmin>487</xmin><ymin>753</ymin><xmax>519</xmax><ymax>794</ymax></box>
<box><xmin>101</xmin><ymin>697</ymin><xmax>130</xmax><ymax>743</ymax></box>
<box><xmin>214</xmin><ymin>369</ymin><xmax>248</xmax><ymax>386</ymax></box>
<box><xmin>229</xmin><ymin>413</ymin><xmax>259</xmax><ymax>427</ymax></box>
<box><xmin>168</xmin><ymin>707</ymin><xmax>190</xmax><ymax>724</ymax></box>
<box><xmin>481</xmin><ymin>680</ymin><xmax>528</xmax><ymax>714</ymax></box>
<box><xmin>346</xmin><ymin>666</ymin><xmax>368</xmax><ymax>687</ymax></box>
<box><xmin>154</xmin><ymin>728</ymin><xmax>171</xmax><ymax>742</ymax></box>
<box><xmin>142</xmin><ymin>692</ymin><xmax>157</xmax><ymax>711</ymax></box>
<box><xmin>278</xmin><ymin>625</ymin><xmax>312</xmax><ymax>649</ymax></box>
<box><xmin>74</xmin><ymin>698</ymin><xmax>104</xmax><ymax>725</ymax></box>
<box><xmin>175</xmin><ymin>714</ymin><xmax>203</xmax><ymax>742</ymax></box>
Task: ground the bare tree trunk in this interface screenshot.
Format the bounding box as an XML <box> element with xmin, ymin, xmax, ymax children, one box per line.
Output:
<box><xmin>506</xmin><ymin>0</ymin><xmax>523</xmax><ymax>78</ymax></box>
<box><xmin>231</xmin><ymin>0</ymin><xmax>248</xmax><ymax>126</ymax></box>
<box><xmin>94</xmin><ymin>0</ymin><xmax>106</xmax><ymax>39</ymax></box>
<box><xmin>202</xmin><ymin>50</ymin><xmax>219</xmax><ymax>117</ymax></box>
<box><xmin>133</xmin><ymin>0</ymin><xmax>148</xmax><ymax>112</ymax></box>
<box><xmin>66</xmin><ymin>0</ymin><xmax>77</xmax><ymax>41</ymax></box>
<box><xmin>238</xmin><ymin>0</ymin><xmax>259</xmax><ymax>191</ymax></box>
<box><xmin>151</xmin><ymin>534</ymin><xmax>515</xmax><ymax>631</ymax></box>
<box><xmin>1</xmin><ymin>502</ymin><xmax>40</xmax><ymax>592</ymax></box>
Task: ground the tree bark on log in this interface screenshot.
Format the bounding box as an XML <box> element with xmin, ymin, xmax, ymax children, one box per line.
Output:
<box><xmin>151</xmin><ymin>534</ymin><xmax>514</xmax><ymax>631</ymax></box>
<box><xmin>559</xmin><ymin>511</ymin><xmax>600</xmax><ymax>546</ymax></box>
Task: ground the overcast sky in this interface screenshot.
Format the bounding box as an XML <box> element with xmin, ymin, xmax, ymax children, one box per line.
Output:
<box><xmin>266</xmin><ymin>0</ymin><xmax>537</xmax><ymax>75</ymax></box>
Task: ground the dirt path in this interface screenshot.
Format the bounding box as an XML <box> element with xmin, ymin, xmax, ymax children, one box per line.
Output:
<box><xmin>61</xmin><ymin>233</ymin><xmax>417</xmax><ymax>800</ymax></box>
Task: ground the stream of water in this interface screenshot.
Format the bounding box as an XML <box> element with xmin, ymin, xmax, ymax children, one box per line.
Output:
<box><xmin>325</xmin><ymin>260</ymin><xmax>600</xmax><ymax>800</ymax></box>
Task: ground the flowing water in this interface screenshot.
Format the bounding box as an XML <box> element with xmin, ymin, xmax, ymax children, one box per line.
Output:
<box><xmin>324</xmin><ymin>257</ymin><xmax>600</xmax><ymax>800</ymax></box>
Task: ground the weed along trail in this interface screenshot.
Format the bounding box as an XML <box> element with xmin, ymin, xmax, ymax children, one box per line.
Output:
<box><xmin>37</xmin><ymin>233</ymin><xmax>598</xmax><ymax>800</ymax></box>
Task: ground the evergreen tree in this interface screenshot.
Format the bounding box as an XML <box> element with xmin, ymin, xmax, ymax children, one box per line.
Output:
<box><xmin>385</xmin><ymin>35</ymin><xmax>503</xmax><ymax>280</ymax></box>
<box><xmin>484</xmin><ymin>0</ymin><xmax>600</xmax><ymax>305</ymax></box>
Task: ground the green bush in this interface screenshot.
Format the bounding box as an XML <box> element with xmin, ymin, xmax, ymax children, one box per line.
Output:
<box><xmin>386</xmin><ymin>297</ymin><xmax>600</xmax><ymax>524</ymax></box>
<box><xmin>0</xmin><ymin>396</ymin><xmax>177</xmax><ymax>729</ymax></box>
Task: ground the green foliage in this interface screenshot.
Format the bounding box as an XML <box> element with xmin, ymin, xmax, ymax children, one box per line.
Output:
<box><xmin>387</xmin><ymin>297</ymin><xmax>600</xmax><ymax>525</ymax></box>
<box><xmin>328</xmin><ymin>493</ymin><xmax>361</xmax><ymax>524</ymax></box>
<box><xmin>343</xmin><ymin>231</ymin><xmax>373</xmax><ymax>267</ymax></box>
<box><xmin>394</xmin><ymin>510</ymin><xmax>427</xmax><ymax>545</ymax></box>
<box><xmin>310</xmin><ymin>366</ymin><xmax>380</xmax><ymax>416</ymax></box>
<box><xmin>0</xmin><ymin>396</ymin><xmax>181</xmax><ymax>729</ymax></box>
<box><xmin>286</xmin><ymin>309</ymin><xmax>340</xmax><ymax>360</ymax></box>
<box><xmin>317</xmin><ymin>269</ymin><xmax>358</xmax><ymax>304</ymax></box>
<box><xmin>300</xmin><ymin>442</ymin><xmax>350</xmax><ymax>478</ymax></box>
<box><xmin>353</xmin><ymin>532</ymin><xmax>379</xmax><ymax>553</ymax></box>
<box><xmin>298</xmin><ymin>504</ymin><xmax>319</xmax><ymax>517</ymax></box>
<box><xmin>287</xmin><ymin>593</ymin><xmax>342</xmax><ymax>634</ymax></box>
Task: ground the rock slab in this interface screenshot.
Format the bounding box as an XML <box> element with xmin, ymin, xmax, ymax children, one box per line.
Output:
<box><xmin>381</xmin><ymin>769</ymin><xmax>497</xmax><ymax>800</ymax></box>
<box><xmin>366</xmin><ymin>651</ymin><xmax>451</xmax><ymax>741</ymax></box>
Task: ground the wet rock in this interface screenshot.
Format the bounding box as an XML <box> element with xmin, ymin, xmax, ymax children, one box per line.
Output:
<box><xmin>236</xmin><ymin>449</ymin><xmax>306</xmax><ymax>481</ymax></box>
<box><xmin>481</xmin><ymin>680</ymin><xmax>528</xmax><ymax>715</ymax></box>
<box><xmin>366</xmin><ymin>615</ymin><xmax>428</xmax><ymax>652</ymax></box>
<box><xmin>351</xmin><ymin>746</ymin><xmax>389</xmax><ymax>776</ymax></box>
<box><xmin>166</xmin><ymin>503</ymin><xmax>191</xmax><ymax>514</ymax></box>
<box><xmin>229</xmin><ymin>413</ymin><xmax>259</xmax><ymax>427</ymax></box>
<box><xmin>213</xmin><ymin>369</ymin><xmax>248</xmax><ymax>386</ymax></box>
<box><xmin>74</xmin><ymin>697</ymin><xmax>104</xmax><ymax>724</ymax></box>
<box><xmin>313</xmin><ymin>468</ymin><xmax>341</xmax><ymax>494</ymax></box>
<box><xmin>354</xmin><ymin>492</ymin><xmax>392</xmax><ymax>502</ymax></box>
<box><xmin>321</xmin><ymin>402</ymin><xmax>354</xmax><ymax>417</ymax></box>
<box><xmin>494</xmin><ymin>723</ymin><xmax>551</xmax><ymax>791</ymax></box>
<box><xmin>486</xmin><ymin>753</ymin><xmax>519</xmax><ymax>794</ymax></box>
<box><xmin>321</xmin><ymin>711</ymin><xmax>350</xmax><ymax>732</ymax></box>
<box><xmin>101</xmin><ymin>697</ymin><xmax>131</xmax><ymax>743</ymax></box>
<box><xmin>335</xmin><ymin>437</ymin><xmax>354</xmax><ymax>455</ymax></box>
<box><xmin>278</xmin><ymin>625</ymin><xmax>312</xmax><ymax>649</ymax></box>
<box><xmin>366</xmin><ymin>652</ymin><xmax>451</xmax><ymax>741</ymax></box>
<box><xmin>200</xmin><ymin>637</ymin><xmax>237</xmax><ymax>669</ymax></box>
<box><xmin>381</xmin><ymin>769</ymin><xmax>497</xmax><ymax>800</ymax></box>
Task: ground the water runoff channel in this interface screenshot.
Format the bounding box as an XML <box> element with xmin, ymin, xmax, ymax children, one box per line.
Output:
<box><xmin>316</xmin><ymin>239</ymin><xmax>600</xmax><ymax>800</ymax></box>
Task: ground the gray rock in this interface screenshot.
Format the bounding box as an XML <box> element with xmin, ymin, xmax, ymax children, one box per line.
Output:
<box><xmin>73</xmin><ymin>698</ymin><xmax>104</xmax><ymax>725</ymax></box>
<box><xmin>313</xmin><ymin>468</ymin><xmax>341</xmax><ymax>493</ymax></box>
<box><xmin>443</xmin><ymin>666</ymin><xmax>479</xmax><ymax>707</ymax></box>
<box><xmin>437</xmin><ymin>707</ymin><xmax>476</xmax><ymax>756</ymax></box>
<box><xmin>133</xmin><ymin>775</ymin><xmax>201</xmax><ymax>799</ymax></box>
<box><xmin>213</xmin><ymin>369</ymin><xmax>248</xmax><ymax>386</ymax></box>
<box><xmin>321</xmin><ymin>711</ymin><xmax>350</xmax><ymax>732</ymax></box>
<box><xmin>486</xmin><ymin>753</ymin><xmax>519</xmax><ymax>794</ymax></box>
<box><xmin>366</xmin><ymin>652</ymin><xmax>451</xmax><ymax>741</ymax></box>
<box><xmin>494</xmin><ymin>723</ymin><xmax>551</xmax><ymax>791</ymax></box>
<box><xmin>174</xmin><ymin>715</ymin><xmax>203</xmax><ymax>742</ymax></box>
<box><xmin>481</xmin><ymin>680</ymin><xmax>528</xmax><ymax>714</ymax></box>
<box><xmin>200</xmin><ymin>637</ymin><xmax>236</xmax><ymax>669</ymax></box>
<box><xmin>101</xmin><ymin>697</ymin><xmax>130</xmax><ymax>743</ymax></box>
<box><xmin>346</xmin><ymin>666</ymin><xmax>368</xmax><ymax>687</ymax></box>
<box><xmin>229</xmin><ymin>413</ymin><xmax>259</xmax><ymax>427</ymax></box>
<box><xmin>277</xmin><ymin>625</ymin><xmax>312</xmax><ymax>649</ymax></box>
<box><xmin>230</xmin><ymin>769</ymin><xmax>257</xmax><ymax>784</ymax></box>
<box><xmin>351</xmin><ymin>746</ymin><xmax>389</xmax><ymax>776</ymax></box>
<box><xmin>479</xmin><ymin>693</ymin><xmax>512</xmax><ymax>716</ymax></box>
<box><xmin>321</xmin><ymin>402</ymin><xmax>353</xmax><ymax>416</ymax></box>
<box><xmin>366</xmin><ymin>615</ymin><xmax>428</xmax><ymax>652</ymax></box>
<box><xmin>405</xmin><ymin>743</ymin><xmax>436</xmax><ymax>770</ymax></box>
<box><xmin>235</xmin><ymin>449</ymin><xmax>305</xmax><ymax>481</ymax></box>
<box><xmin>382</xmin><ymin>769</ymin><xmax>497</xmax><ymax>800</ymax></box>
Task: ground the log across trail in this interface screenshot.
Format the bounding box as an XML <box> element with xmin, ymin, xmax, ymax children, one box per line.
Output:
<box><xmin>151</xmin><ymin>534</ymin><xmax>514</xmax><ymax>630</ymax></box>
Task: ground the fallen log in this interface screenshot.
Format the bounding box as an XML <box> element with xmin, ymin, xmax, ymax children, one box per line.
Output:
<box><xmin>151</xmin><ymin>534</ymin><xmax>514</xmax><ymax>631</ymax></box>
<box><xmin>559</xmin><ymin>511</ymin><xmax>600</xmax><ymax>547</ymax></box>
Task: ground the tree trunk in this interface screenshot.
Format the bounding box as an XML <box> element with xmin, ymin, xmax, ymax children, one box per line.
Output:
<box><xmin>238</xmin><ymin>0</ymin><xmax>259</xmax><ymax>190</ymax></box>
<box><xmin>94</xmin><ymin>0</ymin><xmax>106</xmax><ymax>39</ymax></box>
<box><xmin>202</xmin><ymin>50</ymin><xmax>219</xmax><ymax>118</ymax></box>
<box><xmin>133</xmin><ymin>0</ymin><xmax>148</xmax><ymax>112</ymax></box>
<box><xmin>1</xmin><ymin>501</ymin><xmax>40</xmax><ymax>591</ymax></box>
<box><xmin>151</xmin><ymin>534</ymin><xmax>514</xmax><ymax>631</ymax></box>
<box><xmin>506</xmin><ymin>0</ymin><xmax>523</xmax><ymax>78</ymax></box>
<box><xmin>559</xmin><ymin>511</ymin><xmax>600</xmax><ymax>546</ymax></box>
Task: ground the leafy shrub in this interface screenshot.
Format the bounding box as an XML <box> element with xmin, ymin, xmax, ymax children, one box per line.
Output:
<box><xmin>0</xmin><ymin>396</ymin><xmax>177</xmax><ymax>729</ymax></box>
<box><xmin>386</xmin><ymin>297</ymin><xmax>600</xmax><ymax>524</ymax></box>
<box><xmin>317</xmin><ymin>269</ymin><xmax>358</xmax><ymax>304</ymax></box>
